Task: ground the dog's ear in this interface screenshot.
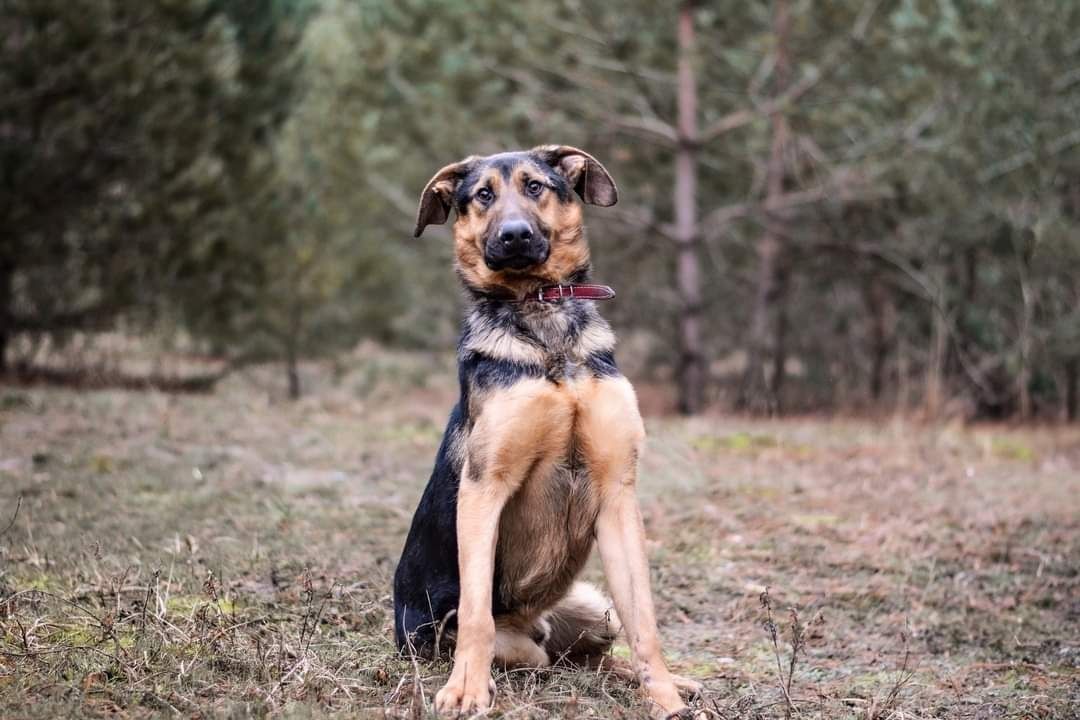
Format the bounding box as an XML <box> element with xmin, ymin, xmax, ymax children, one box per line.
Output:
<box><xmin>533</xmin><ymin>145</ymin><xmax>618</xmax><ymax>207</ymax></box>
<box><xmin>414</xmin><ymin>159</ymin><xmax>474</xmax><ymax>237</ymax></box>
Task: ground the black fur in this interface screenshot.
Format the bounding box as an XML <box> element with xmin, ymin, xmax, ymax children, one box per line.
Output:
<box><xmin>453</xmin><ymin>151</ymin><xmax>573</xmax><ymax>213</ymax></box>
<box><xmin>392</xmin><ymin>294</ymin><xmax>620</xmax><ymax>655</ymax></box>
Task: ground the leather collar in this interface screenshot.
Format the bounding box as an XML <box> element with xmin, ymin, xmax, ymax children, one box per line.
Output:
<box><xmin>515</xmin><ymin>283</ymin><xmax>616</xmax><ymax>303</ymax></box>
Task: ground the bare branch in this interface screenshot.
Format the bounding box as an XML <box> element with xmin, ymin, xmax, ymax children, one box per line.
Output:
<box><xmin>978</xmin><ymin>128</ymin><xmax>1080</xmax><ymax>183</ymax></box>
<box><xmin>605</xmin><ymin>206</ymin><xmax>679</xmax><ymax>243</ymax></box>
<box><xmin>491</xmin><ymin>61</ymin><xmax>678</xmax><ymax>145</ymax></box>
<box><xmin>574</xmin><ymin>55</ymin><xmax>676</xmax><ymax>86</ymax></box>
<box><xmin>514</xmin><ymin>60</ymin><xmax>668</xmax><ymax>128</ymax></box>
<box><xmin>700</xmin><ymin>0</ymin><xmax>882</xmax><ymax>144</ymax></box>
<box><xmin>363</xmin><ymin>173</ymin><xmax>421</xmax><ymax>236</ymax></box>
<box><xmin>701</xmin><ymin>65</ymin><xmax>825</xmax><ymax>143</ymax></box>
<box><xmin>604</xmin><ymin>115</ymin><xmax>678</xmax><ymax>144</ymax></box>
<box><xmin>1</xmin><ymin>496</ymin><xmax>21</xmax><ymax>538</ymax></box>
<box><xmin>1051</xmin><ymin>66</ymin><xmax>1080</xmax><ymax>92</ymax></box>
<box><xmin>699</xmin><ymin>172</ymin><xmax>874</xmax><ymax>239</ymax></box>
<box><xmin>699</xmin><ymin>108</ymin><xmax>758</xmax><ymax>142</ymax></box>
<box><xmin>535</xmin><ymin>16</ymin><xmax>606</xmax><ymax>46</ymax></box>
<box><xmin>578</xmin><ymin>8</ymin><xmax>672</xmax><ymax>122</ymax></box>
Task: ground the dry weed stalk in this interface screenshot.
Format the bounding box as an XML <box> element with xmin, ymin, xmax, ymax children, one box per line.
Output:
<box><xmin>760</xmin><ymin>586</ymin><xmax>804</xmax><ymax>719</ymax></box>
<box><xmin>0</xmin><ymin>496</ymin><xmax>21</xmax><ymax>538</ymax></box>
<box><xmin>865</xmin><ymin>632</ymin><xmax>915</xmax><ymax>720</ymax></box>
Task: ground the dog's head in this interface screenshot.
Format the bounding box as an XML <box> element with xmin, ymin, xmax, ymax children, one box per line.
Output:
<box><xmin>413</xmin><ymin>145</ymin><xmax>617</xmax><ymax>295</ymax></box>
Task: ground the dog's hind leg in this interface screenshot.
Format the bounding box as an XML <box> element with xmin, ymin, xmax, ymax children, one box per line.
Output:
<box><xmin>544</xmin><ymin>582</ymin><xmax>704</xmax><ymax>702</ymax></box>
<box><xmin>541</xmin><ymin>581</ymin><xmax>621</xmax><ymax>664</ymax></box>
<box><xmin>494</xmin><ymin>616</ymin><xmax>551</xmax><ymax>669</ymax></box>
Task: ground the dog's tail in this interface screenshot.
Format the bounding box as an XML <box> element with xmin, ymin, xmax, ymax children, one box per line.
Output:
<box><xmin>541</xmin><ymin>581</ymin><xmax>621</xmax><ymax>663</ymax></box>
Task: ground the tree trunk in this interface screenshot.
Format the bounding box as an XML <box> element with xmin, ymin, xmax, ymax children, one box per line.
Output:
<box><xmin>1066</xmin><ymin>357</ymin><xmax>1078</xmax><ymax>422</ymax></box>
<box><xmin>0</xmin><ymin>254</ymin><xmax>13</xmax><ymax>375</ymax></box>
<box><xmin>963</xmin><ymin>246</ymin><xmax>978</xmax><ymax>302</ymax></box>
<box><xmin>925</xmin><ymin>273</ymin><xmax>948</xmax><ymax>418</ymax></box>
<box><xmin>1016</xmin><ymin>318</ymin><xmax>1033</xmax><ymax>420</ymax></box>
<box><xmin>674</xmin><ymin>1</ymin><xmax>704</xmax><ymax>415</ymax></box>
<box><xmin>1015</xmin><ymin>231</ymin><xmax>1035</xmax><ymax>421</ymax></box>
<box><xmin>738</xmin><ymin>0</ymin><xmax>791</xmax><ymax>415</ymax></box>
<box><xmin>769</xmin><ymin>257</ymin><xmax>790</xmax><ymax>411</ymax></box>
<box><xmin>864</xmin><ymin>275</ymin><xmax>896</xmax><ymax>402</ymax></box>
<box><xmin>286</xmin><ymin>344</ymin><xmax>301</xmax><ymax>400</ymax></box>
<box><xmin>739</xmin><ymin>234</ymin><xmax>783</xmax><ymax>414</ymax></box>
<box><xmin>285</xmin><ymin>300</ymin><xmax>302</xmax><ymax>400</ymax></box>
<box><xmin>896</xmin><ymin>334</ymin><xmax>911</xmax><ymax>415</ymax></box>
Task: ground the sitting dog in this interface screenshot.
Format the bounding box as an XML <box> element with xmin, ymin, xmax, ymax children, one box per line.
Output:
<box><xmin>394</xmin><ymin>145</ymin><xmax>699</xmax><ymax>717</ymax></box>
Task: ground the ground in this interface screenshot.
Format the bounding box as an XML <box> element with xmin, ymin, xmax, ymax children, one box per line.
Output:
<box><xmin>1</xmin><ymin>350</ymin><xmax>1078</xmax><ymax>719</ymax></box>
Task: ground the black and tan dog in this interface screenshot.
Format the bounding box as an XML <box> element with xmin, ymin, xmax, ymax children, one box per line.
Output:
<box><xmin>394</xmin><ymin>145</ymin><xmax>699</xmax><ymax>717</ymax></box>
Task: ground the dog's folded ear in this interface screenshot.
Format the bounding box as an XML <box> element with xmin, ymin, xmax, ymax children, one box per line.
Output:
<box><xmin>414</xmin><ymin>159</ymin><xmax>474</xmax><ymax>237</ymax></box>
<box><xmin>532</xmin><ymin>145</ymin><xmax>618</xmax><ymax>207</ymax></box>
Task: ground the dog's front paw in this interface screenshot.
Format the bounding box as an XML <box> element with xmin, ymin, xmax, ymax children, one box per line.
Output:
<box><xmin>435</xmin><ymin>671</ymin><xmax>496</xmax><ymax>716</ymax></box>
<box><xmin>663</xmin><ymin>709</ymin><xmax>709</xmax><ymax>720</ymax></box>
<box><xmin>645</xmin><ymin>672</ymin><xmax>704</xmax><ymax>718</ymax></box>
<box><xmin>670</xmin><ymin>673</ymin><xmax>703</xmax><ymax>698</ymax></box>
<box><xmin>644</xmin><ymin>680</ymin><xmax>690</xmax><ymax>720</ymax></box>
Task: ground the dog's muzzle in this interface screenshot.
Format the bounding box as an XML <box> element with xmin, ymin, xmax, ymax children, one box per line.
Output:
<box><xmin>484</xmin><ymin>220</ymin><xmax>550</xmax><ymax>270</ymax></box>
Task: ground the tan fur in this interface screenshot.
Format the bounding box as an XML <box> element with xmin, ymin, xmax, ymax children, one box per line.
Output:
<box><xmin>441</xmin><ymin>462</ymin><xmax>507</xmax><ymax>712</ymax></box>
<box><xmin>542</xmin><ymin>581</ymin><xmax>621</xmax><ymax>662</ymax></box>
<box><xmin>460</xmin><ymin>320</ymin><xmax>548</xmax><ymax>366</ymax></box>
<box><xmin>534</xmin><ymin>193</ymin><xmax>590</xmax><ymax>285</ymax></box>
<box><xmin>577</xmin><ymin>376</ymin><xmax>645</xmax><ymax>493</ymax></box>
<box><xmin>493</xmin><ymin>615</ymin><xmax>550</xmax><ymax>669</ymax></box>
<box><xmin>580</xmin><ymin>381</ymin><xmax>695</xmax><ymax>717</ymax></box>
<box><xmin>495</xmin><ymin>458</ymin><xmax>598</xmax><ymax>617</ymax></box>
<box><xmin>475</xmin><ymin>378</ymin><xmax>626</xmax><ymax>622</ymax></box>
<box><xmin>574</xmin><ymin>321</ymin><xmax>617</xmax><ymax>363</ymax></box>
<box><xmin>452</xmin><ymin>161</ymin><xmax>592</xmax><ymax>297</ymax></box>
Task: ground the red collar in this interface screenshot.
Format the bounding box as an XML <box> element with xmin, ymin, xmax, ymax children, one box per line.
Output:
<box><xmin>518</xmin><ymin>283</ymin><xmax>616</xmax><ymax>303</ymax></box>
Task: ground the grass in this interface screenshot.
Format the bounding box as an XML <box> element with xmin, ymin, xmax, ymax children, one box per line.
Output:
<box><xmin>1</xmin><ymin>353</ymin><xmax>1078</xmax><ymax>718</ymax></box>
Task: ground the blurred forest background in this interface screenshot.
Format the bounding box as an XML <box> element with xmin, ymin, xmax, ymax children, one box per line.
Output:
<box><xmin>3</xmin><ymin>0</ymin><xmax>1079</xmax><ymax>419</ymax></box>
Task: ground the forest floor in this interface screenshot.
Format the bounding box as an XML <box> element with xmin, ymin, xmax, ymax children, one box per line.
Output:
<box><xmin>1</xmin><ymin>351</ymin><xmax>1078</xmax><ymax>719</ymax></box>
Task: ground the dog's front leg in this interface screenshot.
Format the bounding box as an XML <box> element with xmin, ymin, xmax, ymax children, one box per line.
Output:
<box><xmin>583</xmin><ymin>377</ymin><xmax>698</xmax><ymax>718</ymax></box>
<box><xmin>596</xmin><ymin>487</ymin><xmax>690</xmax><ymax>717</ymax></box>
<box><xmin>434</xmin><ymin>470</ymin><xmax>513</xmax><ymax>715</ymax></box>
<box><xmin>436</xmin><ymin>379</ymin><xmax>571</xmax><ymax>716</ymax></box>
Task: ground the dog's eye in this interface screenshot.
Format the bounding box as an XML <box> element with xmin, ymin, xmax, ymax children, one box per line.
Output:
<box><xmin>526</xmin><ymin>180</ymin><xmax>544</xmax><ymax>197</ymax></box>
<box><xmin>475</xmin><ymin>188</ymin><xmax>494</xmax><ymax>204</ymax></box>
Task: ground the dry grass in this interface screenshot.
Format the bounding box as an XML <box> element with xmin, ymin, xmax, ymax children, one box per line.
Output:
<box><xmin>1</xmin><ymin>349</ymin><xmax>1078</xmax><ymax>718</ymax></box>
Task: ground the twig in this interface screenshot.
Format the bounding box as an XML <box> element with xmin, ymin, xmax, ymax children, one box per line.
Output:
<box><xmin>1</xmin><ymin>496</ymin><xmax>22</xmax><ymax>538</ymax></box>
<box><xmin>866</xmin><ymin>632</ymin><xmax>916</xmax><ymax>720</ymax></box>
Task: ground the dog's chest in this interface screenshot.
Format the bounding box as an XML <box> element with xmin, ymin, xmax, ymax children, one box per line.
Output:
<box><xmin>495</xmin><ymin>460</ymin><xmax>599</xmax><ymax>613</ymax></box>
<box><xmin>492</xmin><ymin>371</ymin><xmax>608</xmax><ymax>612</ymax></box>
<box><xmin>524</xmin><ymin>310</ymin><xmax>586</xmax><ymax>382</ymax></box>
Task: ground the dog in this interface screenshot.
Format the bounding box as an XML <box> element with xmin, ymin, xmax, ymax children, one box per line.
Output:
<box><xmin>393</xmin><ymin>145</ymin><xmax>700</xmax><ymax>718</ymax></box>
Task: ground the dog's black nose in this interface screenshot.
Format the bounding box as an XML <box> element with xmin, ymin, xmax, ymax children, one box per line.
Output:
<box><xmin>485</xmin><ymin>219</ymin><xmax>547</xmax><ymax>270</ymax></box>
<box><xmin>498</xmin><ymin>220</ymin><xmax>533</xmax><ymax>251</ymax></box>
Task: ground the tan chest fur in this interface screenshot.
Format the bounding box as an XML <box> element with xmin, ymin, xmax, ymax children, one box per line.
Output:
<box><xmin>495</xmin><ymin>457</ymin><xmax>598</xmax><ymax>616</ymax></box>
<box><xmin>466</xmin><ymin>370</ymin><xmax>641</xmax><ymax>621</ymax></box>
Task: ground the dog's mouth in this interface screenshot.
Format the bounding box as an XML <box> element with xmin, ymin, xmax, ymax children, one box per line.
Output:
<box><xmin>483</xmin><ymin>237</ymin><xmax>550</xmax><ymax>272</ymax></box>
<box><xmin>485</xmin><ymin>251</ymin><xmax>549</xmax><ymax>272</ymax></box>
